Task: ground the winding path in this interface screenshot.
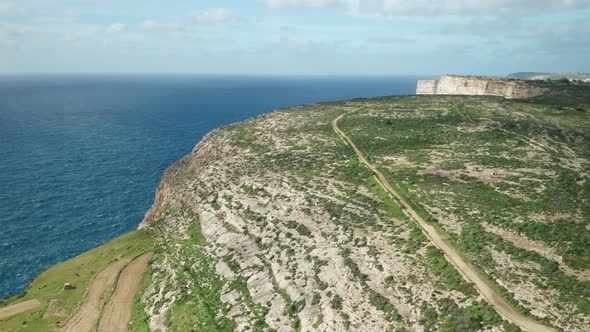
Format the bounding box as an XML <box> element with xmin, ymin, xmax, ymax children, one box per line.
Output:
<box><xmin>332</xmin><ymin>107</ymin><xmax>554</xmax><ymax>332</ymax></box>
<box><xmin>97</xmin><ymin>252</ymin><xmax>152</xmax><ymax>332</ymax></box>
<box><xmin>0</xmin><ymin>299</ymin><xmax>41</xmax><ymax>320</ymax></box>
<box><xmin>60</xmin><ymin>258</ymin><xmax>130</xmax><ymax>332</ymax></box>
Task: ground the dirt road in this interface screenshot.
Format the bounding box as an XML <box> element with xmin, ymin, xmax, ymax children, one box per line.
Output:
<box><xmin>333</xmin><ymin>108</ymin><xmax>554</xmax><ymax>332</ymax></box>
<box><xmin>60</xmin><ymin>258</ymin><xmax>130</xmax><ymax>332</ymax></box>
<box><xmin>0</xmin><ymin>299</ymin><xmax>41</xmax><ymax>320</ymax></box>
<box><xmin>97</xmin><ymin>253</ymin><xmax>152</xmax><ymax>332</ymax></box>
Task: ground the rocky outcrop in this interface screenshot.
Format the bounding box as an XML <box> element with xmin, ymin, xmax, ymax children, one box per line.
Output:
<box><xmin>416</xmin><ymin>79</ymin><xmax>438</xmax><ymax>95</ymax></box>
<box><xmin>417</xmin><ymin>75</ymin><xmax>547</xmax><ymax>99</ymax></box>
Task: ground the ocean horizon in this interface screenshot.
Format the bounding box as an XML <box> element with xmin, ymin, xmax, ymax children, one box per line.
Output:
<box><xmin>0</xmin><ymin>74</ymin><xmax>422</xmax><ymax>299</ymax></box>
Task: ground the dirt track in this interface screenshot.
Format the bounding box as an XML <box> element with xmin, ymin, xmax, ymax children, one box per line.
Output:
<box><xmin>60</xmin><ymin>258</ymin><xmax>130</xmax><ymax>332</ymax></box>
<box><xmin>97</xmin><ymin>253</ymin><xmax>152</xmax><ymax>332</ymax></box>
<box><xmin>333</xmin><ymin>108</ymin><xmax>554</xmax><ymax>332</ymax></box>
<box><xmin>0</xmin><ymin>299</ymin><xmax>41</xmax><ymax>320</ymax></box>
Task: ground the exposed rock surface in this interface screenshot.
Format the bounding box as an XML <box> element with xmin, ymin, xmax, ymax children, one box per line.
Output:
<box><xmin>138</xmin><ymin>104</ymin><xmax>497</xmax><ymax>332</ymax></box>
<box><xmin>417</xmin><ymin>75</ymin><xmax>547</xmax><ymax>99</ymax></box>
<box><xmin>135</xmin><ymin>91</ymin><xmax>590</xmax><ymax>331</ymax></box>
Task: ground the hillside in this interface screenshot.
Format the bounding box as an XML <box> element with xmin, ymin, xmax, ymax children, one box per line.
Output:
<box><xmin>1</xmin><ymin>85</ymin><xmax>590</xmax><ymax>331</ymax></box>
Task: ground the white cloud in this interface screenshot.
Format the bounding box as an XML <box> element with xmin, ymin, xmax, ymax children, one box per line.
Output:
<box><xmin>108</xmin><ymin>23</ymin><xmax>127</xmax><ymax>33</ymax></box>
<box><xmin>34</xmin><ymin>12</ymin><xmax>80</xmax><ymax>24</ymax></box>
<box><xmin>523</xmin><ymin>18</ymin><xmax>590</xmax><ymax>55</ymax></box>
<box><xmin>266</xmin><ymin>0</ymin><xmax>590</xmax><ymax>17</ymax></box>
<box><xmin>0</xmin><ymin>2</ymin><xmax>22</xmax><ymax>16</ymax></box>
<box><xmin>0</xmin><ymin>23</ymin><xmax>30</xmax><ymax>37</ymax></box>
<box><xmin>265</xmin><ymin>0</ymin><xmax>349</xmax><ymax>10</ymax></box>
<box><xmin>141</xmin><ymin>20</ymin><xmax>181</xmax><ymax>32</ymax></box>
<box><xmin>359</xmin><ymin>0</ymin><xmax>590</xmax><ymax>17</ymax></box>
<box><xmin>284</xmin><ymin>38</ymin><xmax>319</xmax><ymax>53</ymax></box>
<box><xmin>367</xmin><ymin>36</ymin><xmax>415</xmax><ymax>44</ymax></box>
<box><xmin>139</xmin><ymin>20</ymin><xmax>200</xmax><ymax>42</ymax></box>
<box><xmin>193</xmin><ymin>8</ymin><xmax>243</xmax><ymax>24</ymax></box>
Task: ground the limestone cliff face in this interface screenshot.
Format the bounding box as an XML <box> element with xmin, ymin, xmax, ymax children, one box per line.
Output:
<box><xmin>138</xmin><ymin>128</ymin><xmax>224</xmax><ymax>230</ymax></box>
<box><xmin>417</xmin><ymin>75</ymin><xmax>546</xmax><ymax>99</ymax></box>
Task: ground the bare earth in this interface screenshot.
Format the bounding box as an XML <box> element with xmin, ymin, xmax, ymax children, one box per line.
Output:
<box><xmin>97</xmin><ymin>253</ymin><xmax>152</xmax><ymax>332</ymax></box>
<box><xmin>60</xmin><ymin>258</ymin><xmax>130</xmax><ymax>332</ymax></box>
<box><xmin>0</xmin><ymin>299</ymin><xmax>42</xmax><ymax>320</ymax></box>
<box><xmin>333</xmin><ymin>108</ymin><xmax>555</xmax><ymax>332</ymax></box>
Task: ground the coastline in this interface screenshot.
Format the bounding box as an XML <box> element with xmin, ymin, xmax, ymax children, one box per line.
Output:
<box><xmin>3</xmin><ymin>86</ymin><xmax>589</xmax><ymax>331</ymax></box>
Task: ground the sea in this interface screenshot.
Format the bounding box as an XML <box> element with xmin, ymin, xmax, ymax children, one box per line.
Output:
<box><xmin>0</xmin><ymin>75</ymin><xmax>420</xmax><ymax>299</ymax></box>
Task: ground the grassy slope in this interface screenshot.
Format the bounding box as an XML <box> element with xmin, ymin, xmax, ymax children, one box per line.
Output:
<box><xmin>129</xmin><ymin>261</ymin><xmax>154</xmax><ymax>332</ymax></box>
<box><xmin>0</xmin><ymin>230</ymin><xmax>154</xmax><ymax>332</ymax></box>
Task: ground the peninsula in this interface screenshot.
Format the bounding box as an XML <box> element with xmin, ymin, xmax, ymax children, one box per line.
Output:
<box><xmin>1</xmin><ymin>78</ymin><xmax>589</xmax><ymax>332</ymax></box>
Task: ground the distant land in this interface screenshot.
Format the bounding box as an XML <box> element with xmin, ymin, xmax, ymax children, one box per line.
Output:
<box><xmin>508</xmin><ymin>72</ymin><xmax>590</xmax><ymax>81</ymax></box>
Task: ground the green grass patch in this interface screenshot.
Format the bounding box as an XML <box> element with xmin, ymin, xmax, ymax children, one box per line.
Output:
<box><xmin>0</xmin><ymin>230</ymin><xmax>155</xmax><ymax>332</ymax></box>
<box><xmin>129</xmin><ymin>260</ymin><xmax>154</xmax><ymax>332</ymax></box>
<box><xmin>366</xmin><ymin>176</ymin><xmax>406</xmax><ymax>220</ymax></box>
<box><xmin>424</xmin><ymin>246</ymin><xmax>476</xmax><ymax>296</ymax></box>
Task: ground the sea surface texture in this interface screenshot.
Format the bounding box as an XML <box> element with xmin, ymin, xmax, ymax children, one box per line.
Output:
<box><xmin>0</xmin><ymin>75</ymin><xmax>419</xmax><ymax>298</ymax></box>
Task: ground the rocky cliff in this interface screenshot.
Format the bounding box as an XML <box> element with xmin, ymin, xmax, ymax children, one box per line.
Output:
<box><xmin>133</xmin><ymin>93</ymin><xmax>590</xmax><ymax>332</ymax></box>
<box><xmin>417</xmin><ymin>75</ymin><xmax>547</xmax><ymax>99</ymax></box>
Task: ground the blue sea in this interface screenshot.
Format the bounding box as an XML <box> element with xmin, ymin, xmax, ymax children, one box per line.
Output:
<box><xmin>0</xmin><ymin>75</ymin><xmax>419</xmax><ymax>299</ymax></box>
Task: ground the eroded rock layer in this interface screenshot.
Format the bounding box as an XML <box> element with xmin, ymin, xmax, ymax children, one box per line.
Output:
<box><xmin>417</xmin><ymin>75</ymin><xmax>547</xmax><ymax>99</ymax></box>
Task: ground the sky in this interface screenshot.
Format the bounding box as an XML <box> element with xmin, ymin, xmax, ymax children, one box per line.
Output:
<box><xmin>0</xmin><ymin>0</ymin><xmax>589</xmax><ymax>75</ymax></box>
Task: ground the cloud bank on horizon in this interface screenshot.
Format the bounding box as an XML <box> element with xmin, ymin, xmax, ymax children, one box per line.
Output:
<box><xmin>0</xmin><ymin>0</ymin><xmax>588</xmax><ymax>75</ymax></box>
<box><xmin>267</xmin><ymin>0</ymin><xmax>590</xmax><ymax>15</ymax></box>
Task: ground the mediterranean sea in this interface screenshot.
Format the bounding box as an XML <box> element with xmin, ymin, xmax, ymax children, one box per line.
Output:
<box><xmin>0</xmin><ymin>75</ymin><xmax>420</xmax><ymax>298</ymax></box>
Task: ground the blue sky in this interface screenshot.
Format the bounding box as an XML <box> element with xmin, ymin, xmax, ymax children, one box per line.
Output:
<box><xmin>1</xmin><ymin>0</ymin><xmax>589</xmax><ymax>75</ymax></box>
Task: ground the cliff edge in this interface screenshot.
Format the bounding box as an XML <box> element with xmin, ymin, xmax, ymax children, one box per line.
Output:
<box><xmin>417</xmin><ymin>75</ymin><xmax>547</xmax><ymax>99</ymax></box>
<box><xmin>2</xmin><ymin>90</ymin><xmax>589</xmax><ymax>331</ymax></box>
